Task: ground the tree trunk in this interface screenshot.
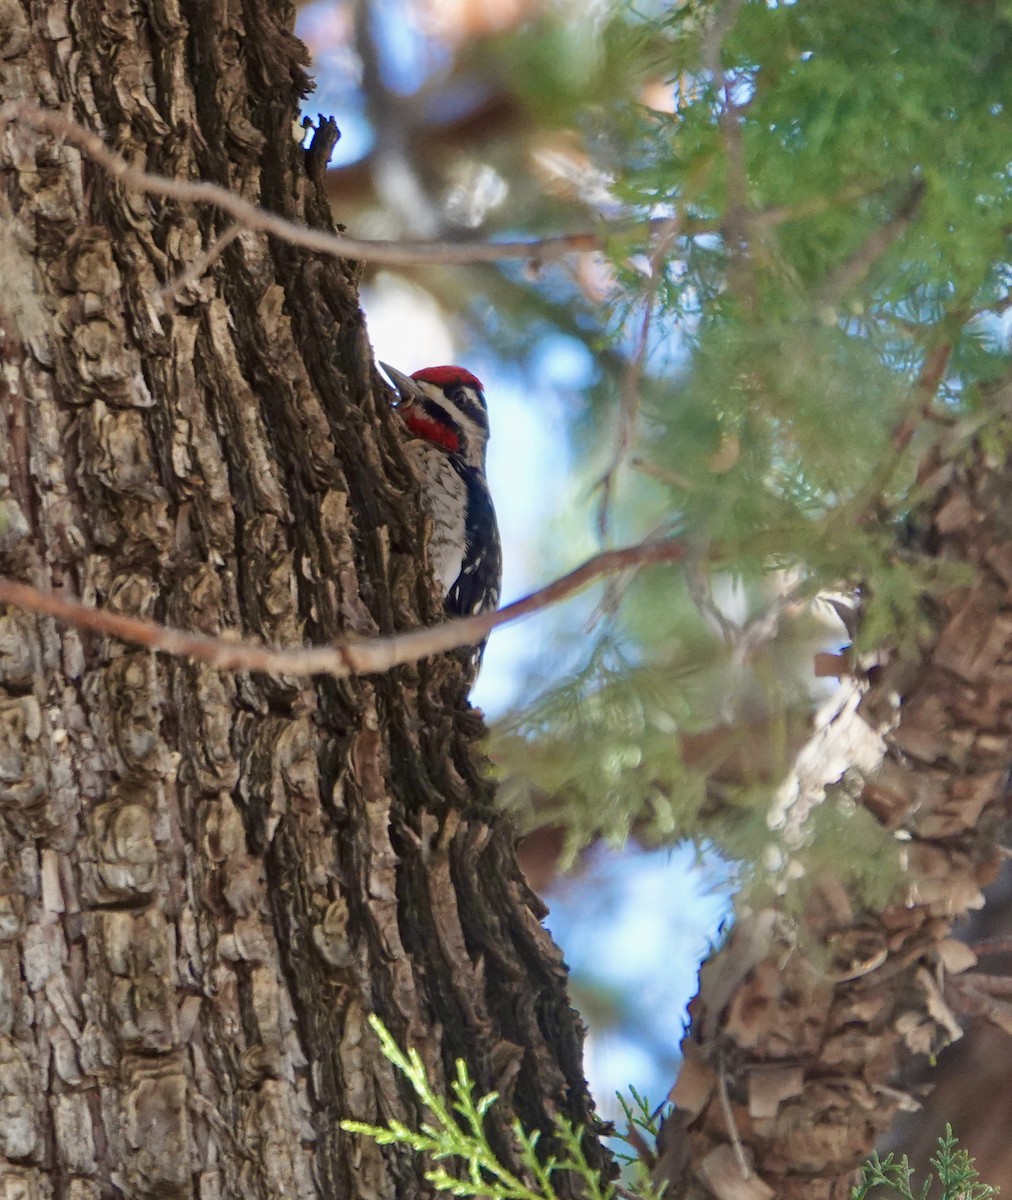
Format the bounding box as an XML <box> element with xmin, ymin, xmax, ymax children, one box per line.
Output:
<box><xmin>0</xmin><ymin>3</ymin><xmax>600</xmax><ymax>1197</ymax></box>
<box><xmin>887</xmin><ymin>862</ymin><xmax>1012</xmax><ymax>1192</ymax></box>
<box><xmin>663</xmin><ymin>399</ymin><xmax>1012</xmax><ymax>1199</ymax></box>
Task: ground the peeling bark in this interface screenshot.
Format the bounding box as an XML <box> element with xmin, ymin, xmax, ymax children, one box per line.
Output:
<box><xmin>665</xmin><ymin>406</ymin><xmax>1012</xmax><ymax>1199</ymax></box>
<box><xmin>886</xmin><ymin>861</ymin><xmax>1012</xmax><ymax>1193</ymax></box>
<box><xmin>0</xmin><ymin>4</ymin><xmax>601</xmax><ymax>1198</ymax></box>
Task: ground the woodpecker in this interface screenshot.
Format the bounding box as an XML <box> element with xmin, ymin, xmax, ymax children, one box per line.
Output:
<box><xmin>381</xmin><ymin>362</ymin><xmax>502</xmax><ymax>634</ymax></box>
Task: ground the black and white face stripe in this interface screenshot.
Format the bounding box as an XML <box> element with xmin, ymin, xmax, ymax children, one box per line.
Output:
<box><xmin>442</xmin><ymin>384</ymin><xmax>489</xmax><ymax>432</ymax></box>
<box><xmin>417</xmin><ymin>383</ymin><xmax>489</xmax><ymax>463</ymax></box>
<box><xmin>417</xmin><ymin>388</ymin><xmax>488</xmax><ymax>437</ymax></box>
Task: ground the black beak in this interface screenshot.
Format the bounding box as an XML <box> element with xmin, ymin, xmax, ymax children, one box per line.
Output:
<box><xmin>380</xmin><ymin>362</ymin><xmax>425</xmax><ymax>407</ymax></box>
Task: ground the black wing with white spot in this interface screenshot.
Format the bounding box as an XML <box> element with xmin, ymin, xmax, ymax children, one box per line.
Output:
<box><xmin>445</xmin><ymin>464</ymin><xmax>502</xmax><ymax>619</ymax></box>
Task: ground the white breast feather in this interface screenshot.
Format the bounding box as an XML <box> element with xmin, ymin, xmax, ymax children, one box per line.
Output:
<box><xmin>405</xmin><ymin>440</ymin><xmax>466</xmax><ymax>593</ymax></box>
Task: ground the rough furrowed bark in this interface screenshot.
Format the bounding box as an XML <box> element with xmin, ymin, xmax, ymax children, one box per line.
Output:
<box><xmin>665</xmin><ymin>404</ymin><xmax>1012</xmax><ymax>1200</ymax></box>
<box><xmin>0</xmin><ymin>3</ymin><xmax>600</xmax><ymax>1199</ymax></box>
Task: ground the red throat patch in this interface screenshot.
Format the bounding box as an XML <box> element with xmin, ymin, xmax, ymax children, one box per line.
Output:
<box><xmin>402</xmin><ymin>409</ymin><xmax>460</xmax><ymax>453</ymax></box>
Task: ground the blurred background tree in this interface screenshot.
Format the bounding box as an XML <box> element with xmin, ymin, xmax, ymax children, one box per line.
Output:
<box><xmin>296</xmin><ymin>0</ymin><xmax>1012</xmax><ymax>1184</ymax></box>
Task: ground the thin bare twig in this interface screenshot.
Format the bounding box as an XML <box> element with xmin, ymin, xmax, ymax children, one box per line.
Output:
<box><xmin>956</xmin><ymin>974</ymin><xmax>1012</xmax><ymax>999</ymax></box>
<box><xmin>0</xmin><ymin>102</ymin><xmax>702</xmax><ymax>268</ymax></box>
<box><xmin>846</xmin><ymin>336</ymin><xmax>957</xmax><ymax>520</ymax></box>
<box><xmin>0</xmin><ymin>539</ymin><xmax>687</xmax><ymax>679</ymax></box>
<box><xmin>686</xmin><ymin>561</ymin><xmax>740</xmax><ymax>646</ymax></box>
<box><xmin>816</xmin><ymin>178</ymin><xmax>926</xmax><ymax>310</ymax></box>
<box><xmin>629</xmin><ymin>456</ymin><xmax>697</xmax><ymax>493</ymax></box>
<box><xmin>750</xmin><ymin>181</ymin><xmax>893</xmax><ymax>230</ymax></box>
<box><xmin>594</xmin><ymin>216</ymin><xmax>683</xmax><ymax>537</ymax></box>
<box><xmin>592</xmin><ymin>0</ymin><xmax>783</xmax><ymax>540</ymax></box>
<box><xmin>947</xmin><ymin>974</ymin><xmax>1012</xmax><ymax>1035</ymax></box>
<box><xmin>700</xmin><ymin>0</ymin><xmax>746</xmax><ymax>86</ymax></box>
<box><xmin>158</xmin><ymin>224</ymin><xmax>241</xmax><ymax>310</ymax></box>
<box><xmin>702</xmin><ymin>0</ymin><xmax>754</xmax><ymax>318</ymax></box>
<box><xmin>0</xmin><ymin>102</ymin><xmax>885</xmax><ymax>275</ymax></box>
<box><xmin>970</xmin><ymin>935</ymin><xmax>1012</xmax><ymax>958</ymax></box>
<box><xmin>893</xmin><ymin>339</ymin><xmax>956</xmax><ymax>454</ymax></box>
<box><xmin>716</xmin><ymin>1063</ymin><xmax>751</xmax><ymax>1180</ymax></box>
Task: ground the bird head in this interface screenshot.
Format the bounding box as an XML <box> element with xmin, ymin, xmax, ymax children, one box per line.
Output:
<box><xmin>381</xmin><ymin>362</ymin><xmax>490</xmax><ymax>468</ymax></box>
